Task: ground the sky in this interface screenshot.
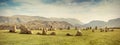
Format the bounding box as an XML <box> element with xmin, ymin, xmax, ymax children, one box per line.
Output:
<box><xmin>0</xmin><ymin>0</ymin><xmax>120</xmax><ymax>23</ymax></box>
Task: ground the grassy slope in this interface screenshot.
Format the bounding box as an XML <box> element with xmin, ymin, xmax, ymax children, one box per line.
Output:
<box><xmin>0</xmin><ymin>29</ymin><xmax>120</xmax><ymax>45</ymax></box>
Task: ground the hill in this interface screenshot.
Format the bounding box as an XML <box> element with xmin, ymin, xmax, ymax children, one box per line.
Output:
<box><xmin>0</xmin><ymin>15</ymin><xmax>83</xmax><ymax>26</ymax></box>
<box><xmin>84</xmin><ymin>18</ymin><xmax>120</xmax><ymax>27</ymax></box>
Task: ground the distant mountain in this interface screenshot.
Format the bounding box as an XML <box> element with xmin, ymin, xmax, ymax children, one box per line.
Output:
<box><xmin>84</xmin><ymin>20</ymin><xmax>106</xmax><ymax>27</ymax></box>
<box><xmin>84</xmin><ymin>18</ymin><xmax>120</xmax><ymax>27</ymax></box>
<box><xmin>49</xmin><ymin>18</ymin><xmax>83</xmax><ymax>26</ymax></box>
<box><xmin>26</xmin><ymin>20</ymin><xmax>73</xmax><ymax>29</ymax></box>
<box><xmin>0</xmin><ymin>16</ymin><xmax>9</xmax><ymax>23</ymax></box>
<box><xmin>107</xmin><ymin>18</ymin><xmax>120</xmax><ymax>27</ymax></box>
<box><xmin>1</xmin><ymin>15</ymin><xmax>119</xmax><ymax>28</ymax></box>
<box><xmin>0</xmin><ymin>15</ymin><xmax>83</xmax><ymax>26</ymax></box>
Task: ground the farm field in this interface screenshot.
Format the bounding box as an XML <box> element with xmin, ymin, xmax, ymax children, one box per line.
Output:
<box><xmin>0</xmin><ymin>29</ymin><xmax>120</xmax><ymax>45</ymax></box>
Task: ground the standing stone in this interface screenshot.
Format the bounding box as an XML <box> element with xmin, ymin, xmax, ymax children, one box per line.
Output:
<box><xmin>59</xmin><ymin>28</ymin><xmax>63</xmax><ymax>30</ymax></box>
<box><xmin>37</xmin><ymin>32</ymin><xmax>42</xmax><ymax>35</ymax></box>
<box><xmin>100</xmin><ymin>28</ymin><xmax>104</xmax><ymax>32</ymax></box>
<box><xmin>89</xmin><ymin>27</ymin><xmax>92</xmax><ymax>30</ymax></box>
<box><xmin>110</xmin><ymin>29</ymin><xmax>114</xmax><ymax>32</ymax></box>
<box><xmin>105</xmin><ymin>27</ymin><xmax>108</xmax><ymax>32</ymax></box>
<box><xmin>111</xmin><ymin>29</ymin><xmax>114</xmax><ymax>32</ymax></box>
<box><xmin>92</xmin><ymin>29</ymin><xmax>95</xmax><ymax>32</ymax></box>
<box><xmin>9</xmin><ymin>25</ymin><xmax>16</xmax><ymax>33</ymax></box>
<box><xmin>95</xmin><ymin>26</ymin><xmax>98</xmax><ymax>30</ymax></box>
<box><xmin>67</xmin><ymin>26</ymin><xmax>70</xmax><ymax>30</ymax></box>
<box><xmin>75</xmin><ymin>27</ymin><xmax>78</xmax><ymax>30</ymax></box>
<box><xmin>42</xmin><ymin>28</ymin><xmax>47</xmax><ymax>35</ymax></box>
<box><xmin>20</xmin><ymin>25</ymin><xmax>32</xmax><ymax>34</ymax></box>
<box><xmin>105</xmin><ymin>29</ymin><xmax>108</xmax><ymax>32</ymax></box>
<box><xmin>75</xmin><ymin>30</ymin><xmax>82</xmax><ymax>36</ymax></box>
<box><xmin>66</xmin><ymin>33</ymin><xmax>72</xmax><ymax>36</ymax></box>
<box><xmin>50</xmin><ymin>32</ymin><xmax>56</xmax><ymax>35</ymax></box>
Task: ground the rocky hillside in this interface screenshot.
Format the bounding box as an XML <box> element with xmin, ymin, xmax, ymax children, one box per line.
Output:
<box><xmin>25</xmin><ymin>20</ymin><xmax>73</xmax><ymax>30</ymax></box>
<box><xmin>0</xmin><ymin>15</ymin><xmax>79</xmax><ymax>30</ymax></box>
<box><xmin>0</xmin><ymin>15</ymin><xmax>83</xmax><ymax>26</ymax></box>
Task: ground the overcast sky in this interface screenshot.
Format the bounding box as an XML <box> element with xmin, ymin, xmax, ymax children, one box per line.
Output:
<box><xmin>0</xmin><ymin>0</ymin><xmax>120</xmax><ymax>23</ymax></box>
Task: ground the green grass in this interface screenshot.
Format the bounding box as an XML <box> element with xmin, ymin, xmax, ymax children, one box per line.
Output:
<box><xmin>0</xmin><ymin>29</ymin><xmax>120</xmax><ymax>45</ymax></box>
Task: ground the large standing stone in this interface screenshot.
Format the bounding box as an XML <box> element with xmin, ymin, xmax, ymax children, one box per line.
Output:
<box><xmin>42</xmin><ymin>28</ymin><xmax>47</xmax><ymax>35</ymax></box>
<box><xmin>9</xmin><ymin>25</ymin><xmax>16</xmax><ymax>33</ymax></box>
<box><xmin>105</xmin><ymin>29</ymin><xmax>108</xmax><ymax>32</ymax></box>
<box><xmin>50</xmin><ymin>32</ymin><xmax>56</xmax><ymax>35</ymax></box>
<box><xmin>37</xmin><ymin>32</ymin><xmax>42</xmax><ymax>35</ymax></box>
<box><xmin>92</xmin><ymin>29</ymin><xmax>95</xmax><ymax>32</ymax></box>
<box><xmin>66</xmin><ymin>33</ymin><xmax>72</xmax><ymax>36</ymax></box>
<box><xmin>100</xmin><ymin>28</ymin><xmax>104</xmax><ymax>32</ymax></box>
<box><xmin>75</xmin><ymin>27</ymin><xmax>78</xmax><ymax>30</ymax></box>
<box><xmin>59</xmin><ymin>28</ymin><xmax>63</xmax><ymax>30</ymax></box>
<box><xmin>20</xmin><ymin>25</ymin><xmax>32</xmax><ymax>34</ymax></box>
<box><xmin>110</xmin><ymin>29</ymin><xmax>114</xmax><ymax>32</ymax></box>
<box><xmin>105</xmin><ymin>27</ymin><xmax>109</xmax><ymax>32</ymax></box>
<box><xmin>75</xmin><ymin>30</ymin><xmax>82</xmax><ymax>36</ymax></box>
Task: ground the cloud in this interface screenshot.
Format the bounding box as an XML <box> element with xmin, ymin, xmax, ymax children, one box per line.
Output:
<box><xmin>40</xmin><ymin>0</ymin><xmax>102</xmax><ymax>5</ymax></box>
<box><xmin>0</xmin><ymin>0</ymin><xmax>120</xmax><ymax>23</ymax></box>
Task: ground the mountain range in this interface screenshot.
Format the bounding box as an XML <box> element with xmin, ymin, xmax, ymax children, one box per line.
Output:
<box><xmin>0</xmin><ymin>15</ymin><xmax>120</xmax><ymax>28</ymax></box>
<box><xmin>0</xmin><ymin>15</ymin><xmax>82</xmax><ymax>29</ymax></box>
<box><xmin>84</xmin><ymin>18</ymin><xmax>120</xmax><ymax>27</ymax></box>
<box><xmin>0</xmin><ymin>15</ymin><xmax>83</xmax><ymax>26</ymax></box>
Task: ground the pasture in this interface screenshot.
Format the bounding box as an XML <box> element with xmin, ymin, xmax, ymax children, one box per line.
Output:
<box><xmin>0</xmin><ymin>29</ymin><xmax>120</xmax><ymax>45</ymax></box>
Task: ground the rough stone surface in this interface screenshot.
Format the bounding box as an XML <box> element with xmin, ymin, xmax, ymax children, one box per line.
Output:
<box><xmin>75</xmin><ymin>30</ymin><xmax>82</xmax><ymax>36</ymax></box>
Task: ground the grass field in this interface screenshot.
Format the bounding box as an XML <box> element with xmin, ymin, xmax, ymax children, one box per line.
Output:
<box><xmin>0</xmin><ymin>29</ymin><xmax>120</xmax><ymax>45</ymax></box>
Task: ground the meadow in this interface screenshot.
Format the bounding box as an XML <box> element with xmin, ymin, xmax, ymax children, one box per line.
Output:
<box><xmin>0</xmin><ymin>29</ymin><xmax>120</xmax><ymax>45</ymax></box>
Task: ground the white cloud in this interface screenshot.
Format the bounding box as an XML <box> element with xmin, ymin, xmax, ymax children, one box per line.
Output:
<box><xmin>0</xmin><ymin>0</ymin><xmax>120</xmax><ymax>23</ymax></box>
